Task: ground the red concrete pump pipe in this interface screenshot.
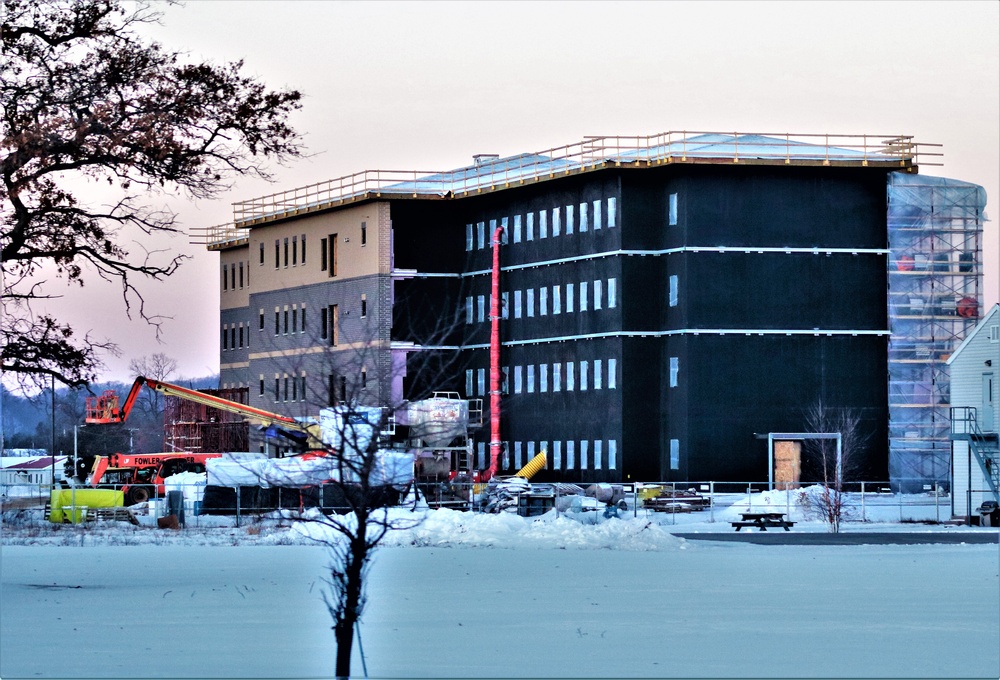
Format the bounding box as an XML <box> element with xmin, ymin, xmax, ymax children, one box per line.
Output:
<box><xmin>487</xmin><ymin>224</ymin><xmax>504</xmax><ymax>481</ymax></box>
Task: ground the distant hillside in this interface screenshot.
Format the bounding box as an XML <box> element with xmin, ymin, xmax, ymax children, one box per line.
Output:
<box><xmin>1</xmin><ymin>374</ymin><xmax>220</xmax><ymax>451</ymax></box>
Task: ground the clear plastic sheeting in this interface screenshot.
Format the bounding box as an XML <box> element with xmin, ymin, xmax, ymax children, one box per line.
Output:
<box><xmin>887</xmin><ymin>172</ymin><xmax>987</xmax><ymax>492</ymax></box>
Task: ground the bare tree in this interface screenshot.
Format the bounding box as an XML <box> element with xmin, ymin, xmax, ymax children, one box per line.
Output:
<box><xmin>237</xmin><ymin>291</ymin><xmax>469</xmax><ymax>679</ymax></box>
<box><xmin>1</xmin><ymin>0</ymin><xmax>302</xmax><ymax>390</ymax></box>
<box><xmin>800</xmin><ymin>400</ymin><xmax>867</xmax><ymax>532</ymax></box>
<box><xmin>126</xmin><ymin>352</ymin><xmax>177</xmax><ymax>450</ymax></box>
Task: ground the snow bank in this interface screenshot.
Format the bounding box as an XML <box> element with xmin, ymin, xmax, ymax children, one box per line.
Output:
<box><xmin>288</xmin><ymin>508</ymin><xmax>687</xmax><ymax>551</ymax></box>
<box><xmin>163</xmin><ymin>471</ymin><xmax>206</xmax><ymax>502</ymax></box>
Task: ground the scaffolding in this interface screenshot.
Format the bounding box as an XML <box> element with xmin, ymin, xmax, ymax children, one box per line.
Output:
<box><xmin>164</xmin><ymin>387</ymin><xmax>250</xmax><ymax>453</ymax></box>
<box><xmin>887</xmin><ymin>172</ymin><xmax>987</xmax><ymax>491</ymax></box>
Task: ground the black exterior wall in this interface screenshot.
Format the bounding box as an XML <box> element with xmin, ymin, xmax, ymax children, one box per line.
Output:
<box><xmin>396</xmin><ymin>162</ymin><xmax>892</xmax><ymax>484</ymax></box>
<box><xmin>665</xmin><ymin>334</ymin><xmax>889</xmax><ymax>483</ymax></box>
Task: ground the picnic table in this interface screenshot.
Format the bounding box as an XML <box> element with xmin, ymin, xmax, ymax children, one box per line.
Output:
<box><xmin>731</xmin><ymin>511</ymin><xmax>795</xmax><ymax>531</ymax></box>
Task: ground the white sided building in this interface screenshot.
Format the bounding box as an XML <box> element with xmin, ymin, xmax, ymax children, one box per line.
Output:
<box><xmin>947</xmin><ymin>303</ymin><xmax>1000</xmax><ymax>519</ymax></box>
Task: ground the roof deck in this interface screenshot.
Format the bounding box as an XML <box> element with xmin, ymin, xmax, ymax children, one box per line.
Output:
<box><xmin>194</xmin><ymin>131</ymin><xmax>940</xmax><ymax>250</ymax></box>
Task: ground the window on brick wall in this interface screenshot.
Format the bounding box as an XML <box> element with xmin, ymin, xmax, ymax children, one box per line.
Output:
<box><xmin>329</xmin><ymin>305</ymin><xmax>339</xmax><ymax>345</ymax></box>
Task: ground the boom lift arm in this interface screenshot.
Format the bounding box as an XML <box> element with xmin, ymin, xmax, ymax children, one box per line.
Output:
<box><xmin>85</xmin><ymin>376</ymin><xmax>325</xmax><ymax>450</ymax></box>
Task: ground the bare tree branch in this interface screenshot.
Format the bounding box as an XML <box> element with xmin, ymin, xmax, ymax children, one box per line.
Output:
<box><xmin>1</xmin><ymin>0</ymin><xmax>303</xmax><ymax>389</ymax></box>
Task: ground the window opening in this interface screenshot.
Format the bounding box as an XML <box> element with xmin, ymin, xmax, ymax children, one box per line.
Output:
<box><xmin>329</xmin><ymin>234</ymin><xmax>338</xmax><ymax>277</ymax></box>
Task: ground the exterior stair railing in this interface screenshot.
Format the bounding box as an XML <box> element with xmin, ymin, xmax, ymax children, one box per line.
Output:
<box><xmin>950</xmin><ymin>406</ymin><xmax>1000</xmax><ymax>503</ymax></box>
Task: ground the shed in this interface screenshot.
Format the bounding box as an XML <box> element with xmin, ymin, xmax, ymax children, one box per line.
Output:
<box><xmin>0</xmin><ymin>456</ymin><xmax>68</xmax><ymax>493</ymax></box>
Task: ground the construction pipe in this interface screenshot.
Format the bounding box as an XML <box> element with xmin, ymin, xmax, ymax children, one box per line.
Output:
<box><xmin>515</xmin><ymin>451</ymin><xmax>547</xmax><ymax>480</ymax></box>
<box><xmin>487</xmin><ymin>224</ymin><xmax>504</xmax><ymax>481</ymax></box>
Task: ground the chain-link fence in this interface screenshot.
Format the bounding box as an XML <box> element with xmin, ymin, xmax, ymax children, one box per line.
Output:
<box><xmin>3</xmin><ymin>479</ymin><xmax>994</xmax><ymax>529</ymax></box>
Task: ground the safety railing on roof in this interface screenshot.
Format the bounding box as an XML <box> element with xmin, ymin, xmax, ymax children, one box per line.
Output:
<box><xmin>194</xmin><ymin>131</ymin><xmax>941</xmax><ymax>247</ymax></box>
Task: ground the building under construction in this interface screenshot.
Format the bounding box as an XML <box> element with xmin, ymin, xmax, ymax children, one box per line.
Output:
<box><xmin>197</xmin><ymin>131</ymin><xmax>987</xmax><ymax>489</ymax></box>
<box><xmin>163</xmin><ymin>387</ymin><xmax>250</xmax><ymax>454</ymax></box>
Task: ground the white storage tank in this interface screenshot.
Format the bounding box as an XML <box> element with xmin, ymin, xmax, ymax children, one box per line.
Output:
<box><xmin>406</xmin><ymin>397</ymin><xmax>468</xmax><ymax>448</ymax></box>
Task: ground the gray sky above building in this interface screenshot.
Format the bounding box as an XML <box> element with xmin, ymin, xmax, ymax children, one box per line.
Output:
<box><xmin>29</xmin><ymin>0</ymin><xmax>1000</xmax><ymax>385</ymax></box>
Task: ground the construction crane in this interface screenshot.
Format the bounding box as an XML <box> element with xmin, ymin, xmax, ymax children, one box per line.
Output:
<box><xmin>85</xmin><ymin>376</ymin><xmax>326</xmax><ymax>452</ymax></box>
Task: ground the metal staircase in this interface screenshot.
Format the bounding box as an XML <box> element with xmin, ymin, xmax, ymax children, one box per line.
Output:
<box><xmin>950</xmin><ymin>407</ymin><xmax>1000</xmax><ymax>502</ymax></box>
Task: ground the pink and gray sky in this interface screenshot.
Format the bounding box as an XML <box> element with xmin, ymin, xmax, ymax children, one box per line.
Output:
<box><xmin>29</xmin><ymin>0</ymin><xmax>1000</xmax><ymax>384</ymax></box>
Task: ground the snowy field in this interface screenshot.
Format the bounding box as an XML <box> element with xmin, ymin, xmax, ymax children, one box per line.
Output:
<box><xmin>2</xmin><ymin>492</ymin><xmax>999</xmax><ymax>679</ymax></box>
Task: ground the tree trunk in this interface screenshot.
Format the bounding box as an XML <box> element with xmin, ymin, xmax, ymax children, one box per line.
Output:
<box><xmin>334</xmin><ymin>619</ymin><xmax>354</xmax><ymax>680</ymax></box>
<box><xmin>334</xmin><ymin>533</ymin><xmax>368</xmax><ymax>679</ymax></box>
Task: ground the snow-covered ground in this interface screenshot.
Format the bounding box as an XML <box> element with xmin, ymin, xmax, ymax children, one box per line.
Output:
<box><xmin>2</xmin><ymin>490</ymin><xmax>998</xmax><ymax>678</ymax></box>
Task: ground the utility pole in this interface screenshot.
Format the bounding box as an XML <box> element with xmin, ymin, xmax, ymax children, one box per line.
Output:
<box><xmin>50</xmin><ymin>374</ymin><xmax>56</xmax><ymax>492</ymax></box>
